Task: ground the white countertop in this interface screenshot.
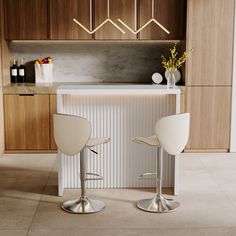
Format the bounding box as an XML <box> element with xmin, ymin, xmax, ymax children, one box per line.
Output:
<box><xmin>56</xmin><ymin>84</ymin><xmax>181</xmax><ymax>95</ymax></box>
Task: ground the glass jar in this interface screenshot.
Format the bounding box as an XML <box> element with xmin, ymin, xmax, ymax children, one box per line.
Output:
<box><xmin>167</xmin><ymin>71</ymin><xmax>176</xmax><ymax>89</ymax></box>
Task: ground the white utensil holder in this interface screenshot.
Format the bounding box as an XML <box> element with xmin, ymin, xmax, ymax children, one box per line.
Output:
<box><xmin>35</xmin><ymin>64</ymin><xmax>53</xmax><ymax>83</ymax></box>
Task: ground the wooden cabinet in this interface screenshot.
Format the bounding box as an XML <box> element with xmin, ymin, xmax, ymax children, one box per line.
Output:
<box><xmin>4</xmin><ymin>94</ymin><xmax>50</xmax><ymax>150</ymax></box>
<box><xmin>94</xmin><ymin>0</ymin><xmax>136</xmax><ymax>40</ymax></box>
<box><xmin>184</xmin><ymin>0</ymin><xmax>234</xmax><ymax>152</ymax></box>
<box><xmin>49</xmin><ymin>95</ymin><xmax>57</xmax><ymax>150</ymax></box>
<box><xmin>0</xmin><ymin>0</ymin><xmax>4</xmax><ymax>153</ymax></box>
<box><xmin>4</xmin><ymin>0</ymin><xmax>187</xmax><ymax>41</ymax></box>
<box><xmin>50</xmin><ymin>0</ymin><xmax>92</xmax><ymax>40</ymax></box>
<box><xmin>5</xmin><ymin>0</ymin><xmax>49</xmax><ymax>40</ymax></box>
<box><xmin>4</xmin><ymin>94</ymin><xmax>58</xmax><ymax>152</ymax></box>
<box><xmin>186</xmin><ymin>0</ymin><xmax>234</xmax><ymax>86</ymax></box>
<box><xmin>185</xmin><ymin>87</ymin><xmax>231</xmax><ymax>152</ymax></box>
<box><xmin>139</xmin><ymin>0</ymin><xmax>186</xmax><ymax>40</ymax></box>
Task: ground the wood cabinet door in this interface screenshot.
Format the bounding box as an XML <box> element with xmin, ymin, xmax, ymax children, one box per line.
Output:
<box><xmin>186</xmin><ymin>87</ymin><xmax>231</xmax><ymax>152</ymax></box>
<box><xmin>5</xmin><ymin>0</ymin><xmax>48</xmax><ymax>40</ymax></box>
<box><xmin>49</xmin><ymin>95</ymin><xmax>57</xmax><ymax>150</ymax></box>
<box><xmin>139</xmin><ymin>0</ymin><xmax>186</xmax><ymax>40</ymax></box>
<box><xmin>94</xmin><ymin>0</ymin><xmax>136</xmax><ymax>40</ymax></box>
<box><xmin>186</xmin><ymin>0</ymin><xmax>234</xmax><ymax>86</ymax></box>
<box><xmin>50</xmin><ymin>0</ymin><xmax>92</xmax><ymax>40</ymax></box>
<box><xmin>4</xmin><ymin>94</ymin><xmax>50</xmax><ymax>150</ymax></box>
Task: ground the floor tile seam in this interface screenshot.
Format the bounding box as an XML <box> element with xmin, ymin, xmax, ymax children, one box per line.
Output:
<box><xmin>0</xmin><ymin>227</ymin><xmax>29</xmax><ymax>230</ymax></box>
<box><xmin>26</xmin><ymin>160</ymin><xmax>56</xmax><ymax>236</ymax></box>
<box><xmin>0</xmin><ymin>194</ymin><xmax>41</xmax><ymax>203</ymax></box>
<box><xmin>26</xmin><ymin>226</ymin><xmax>236</xmax><ymax>231</ymax></box>
<box><xmin>51</xmin><ymin>157</ymin><xmax>58</xmax><ymax>170</ymax></box>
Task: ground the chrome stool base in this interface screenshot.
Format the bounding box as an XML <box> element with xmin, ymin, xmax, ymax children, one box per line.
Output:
<box><xmin>137</xmin><ymin>195</ymin><xmax>180</xmax><ymax>213</ymax></box>
<box><xmin>62</xmin><ymin>197</ymin><xmax>106</xmax><ymax>214</ymax></box>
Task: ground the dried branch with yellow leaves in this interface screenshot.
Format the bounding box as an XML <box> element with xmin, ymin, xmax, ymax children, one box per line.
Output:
<box><xmin>161</xmin><ymin>44</ymin><xmax>193</xmax><ymax>72</ymax></box>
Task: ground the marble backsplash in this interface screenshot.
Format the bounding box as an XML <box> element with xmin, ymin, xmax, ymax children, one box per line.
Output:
<box><xmin>10</xmin><ymin>41</ymin><xmax>178</xmax><ymax>84</ymax></box>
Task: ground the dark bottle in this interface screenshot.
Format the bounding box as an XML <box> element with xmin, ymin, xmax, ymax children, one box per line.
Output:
<box><xmin>10</xmin><ymin>59</ymin><xmax>18</xmax><ymax>83</ymax></box>
<box><xmin>18</xmin><ymin>58</ymin><xmax>25</xmax><ymax>83</ymax></box>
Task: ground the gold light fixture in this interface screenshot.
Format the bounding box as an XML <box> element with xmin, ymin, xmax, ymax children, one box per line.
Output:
<box><xmin>73</xmin><ymin>0</ymin><xmax>125</xmax><ymax>34</ymax></box>
<box><xmin>118</xmin><ymin>0</ymin><xmax>170</xmax><ymax>35</ymax></box>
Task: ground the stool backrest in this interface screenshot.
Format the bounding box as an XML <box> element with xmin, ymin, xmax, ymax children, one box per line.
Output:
<box><xmin>155</xmin><ymin>113</ymin><xmax>190</xmax><ymax>155</ymax></box>
<box><xmin>53</xmin><ymin>114</ymin><xmax>91</xmax><ymax>156</ymax></box>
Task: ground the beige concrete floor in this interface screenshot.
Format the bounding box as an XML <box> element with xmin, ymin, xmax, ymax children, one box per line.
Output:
<box><xmin>0</xmin><ymin>153</ymin><xmax>236</xmax><ymax>235</ymax></box>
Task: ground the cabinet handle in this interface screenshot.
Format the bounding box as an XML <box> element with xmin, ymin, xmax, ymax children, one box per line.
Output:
<box><xmin>19</xmin><ymin>94</ymin><xmax>35</xmax><ymax>96</ymax></box>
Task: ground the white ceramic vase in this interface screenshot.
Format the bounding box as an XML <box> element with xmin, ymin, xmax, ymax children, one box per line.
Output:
<box><xmin>164</xmin><ymin>69</ymin><xmax>181</xmax><ymax>84</ymax></box>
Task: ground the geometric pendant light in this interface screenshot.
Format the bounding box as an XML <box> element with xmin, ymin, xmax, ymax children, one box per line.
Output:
<box><xmin>73</xmin><ymin>0</ymin><xmax>125</xmax><ymax>34</ymax></box>
<box><xmin>118</xmin><ymin>0</ymin><xmax>170</xmax><ymax>35</ymax></box>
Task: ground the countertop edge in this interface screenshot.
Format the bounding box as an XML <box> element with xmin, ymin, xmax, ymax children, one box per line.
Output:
<box><xmin>3</xmin><ymin>83</ymin><xmax>186</xmax><ymax>95</ymax></box>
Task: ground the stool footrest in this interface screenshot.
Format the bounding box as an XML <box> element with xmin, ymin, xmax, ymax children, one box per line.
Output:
<box><xmin>88</xmin><ymin>148</ymin><xmax>98</xmax><ymax>155</ymax></box>
<box><xmin>139</xmin><ymin>172</ymin><xmax>157</xmax><ymax>180</ymax></box>
<box><xmin>86</xmin><ymin>172</ymin><xmax>103</xmax><ymax>181</ymax></box>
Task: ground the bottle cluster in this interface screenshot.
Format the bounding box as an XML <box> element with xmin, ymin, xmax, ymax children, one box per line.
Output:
<box><xmin>10</xmin><ymin>59</ymin><xmax>25</xmax><ymax>83</ymax></box>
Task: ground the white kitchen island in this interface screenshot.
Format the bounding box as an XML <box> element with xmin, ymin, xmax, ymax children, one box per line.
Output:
<box><xmin>56</xmin><ymin>84</ymin><xmax>181</xmax><ymax>196</ymax></box>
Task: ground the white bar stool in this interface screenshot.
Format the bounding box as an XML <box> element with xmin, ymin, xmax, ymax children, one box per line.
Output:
<box><xmin>53</xmin><ymin>114</ymin><xmax>110</xmax><ymax>214</ymax></box>
<box><xmin>133</xmin><ymin>113</ymin><xmax>190</xmax><ymax>213</ymax></box>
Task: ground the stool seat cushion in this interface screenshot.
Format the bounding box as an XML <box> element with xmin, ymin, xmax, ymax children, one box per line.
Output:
<box><xmin>86</xmin><ymin>137</ymin><xmax>110</xmax><ymax>147</ymax></box>
<box><xmin>132</xmin><ymin>135</ymin><xmax>160</xmax><ymax>146</ymax></box>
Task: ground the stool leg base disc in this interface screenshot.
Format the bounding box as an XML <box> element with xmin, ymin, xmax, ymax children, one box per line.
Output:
<box><xmin>62</xmin><ymin>197</ymin><xmax>105</xmax><ymax>214</ymax></box>
<box><xmin>137</xmin><ymin>195</ymin><xmax>180</xmax><ymax>213</ymax></box>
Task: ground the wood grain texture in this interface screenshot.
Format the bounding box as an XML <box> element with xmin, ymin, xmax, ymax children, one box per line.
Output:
<box><xmin>49</xmin><ymin>94</ymin><xmax>57</xmax><ymax>150</ymax></box>
<box><xmin>139</xmin><ymin>0</ymin><xmax>186</xmax><ymax>40</ymax></box>
<box><xmin>1</xmin><ymin>40</ymin><xmax>10</xmax><ymax>86</ymax></box>
<box><xmin>94</xmin><ymin>0</ymin><xmax>136</xmax><ymax>40</ymax></box>
<box><xmin>1</xmin><ymin>0</ymin><xmax>9</xmax><ymax>85</ymax></box>
<box><xmin>0</xmin><ymin>0</ymin><xmax>2</xmax><ymax>87</ymax></box>
<box><xmin>0</xmin><ymin>0</ymin><xmax>3</xmax><ymax>153</ymax></box>
<box><xmin>5</xmin><ymin>150</ymin><xmax>57</xmax><ymax>153</ymax></box>
<box><xmin>186</xmin><ymin>0</ymin><xmax>234</xmax><ymax>86</ymax></box>
<box><xmin>180</xmin><ymin>92</ymin><xmax>185</xmax><ymax>113</ymax></box>
<box><xmin>4</xmin><ymin>94</ymin><xmax>50</xmax><ymax>150</ymax></box>
<box><xmin>50</xmin><ymin>0</ymin><xmax>92</xmax><ymax>40</ymax></box>
<box><xmin>0</xmin><ymin>0</ymin><xmax>9</xmax><ymax>153</ymax></box>
<box><xmin>186</xmin><ymin>87</ymin><xmax>231</xmax><ymax>150</ymax></box>
<box><xmin>5</xmin><ymin>0</ymin><xmax>48</xmax><ymax>40</ymax></box>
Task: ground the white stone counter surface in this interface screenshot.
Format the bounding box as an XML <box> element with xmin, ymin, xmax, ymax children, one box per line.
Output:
<box><xmin>3</xmin><ymin>83</ymin><xmax>185</xmax><ymax>95</ymax></box>
<box><xmin>57</xmin><ymin>84</ymin><xmax>181</xmax><ymax>95</ymax></box>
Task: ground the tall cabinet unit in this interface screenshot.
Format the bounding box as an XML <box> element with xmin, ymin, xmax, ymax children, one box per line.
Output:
<box><xmin>0</xmin><ymin>0</ymin><xmax>9</xmax><ymax>153</ymax></box>
<box><xmin>0</xmin><ymin>0</ymin><xmax>4</xmax><ymax>153</ymax></box>
<box><xmin>185</xmin><ymin>0</ymin><xmax>235</xmax><ymax>152</ymax></box>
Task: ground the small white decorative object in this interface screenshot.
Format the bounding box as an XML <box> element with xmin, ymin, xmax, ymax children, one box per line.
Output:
<box><xmin>35</xmin><ymin>64</ymin><xmax>53</xmax><ymax>83</ymax></box>
<box><xmin>152</xmin><ymin>73</ymin><xmax>163</xmax><ymax>84</ymax></box>
<box><xmin>165</xmin><ymin>69</ymin><xmax>181</xmax><ymax>83</ymax></box>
